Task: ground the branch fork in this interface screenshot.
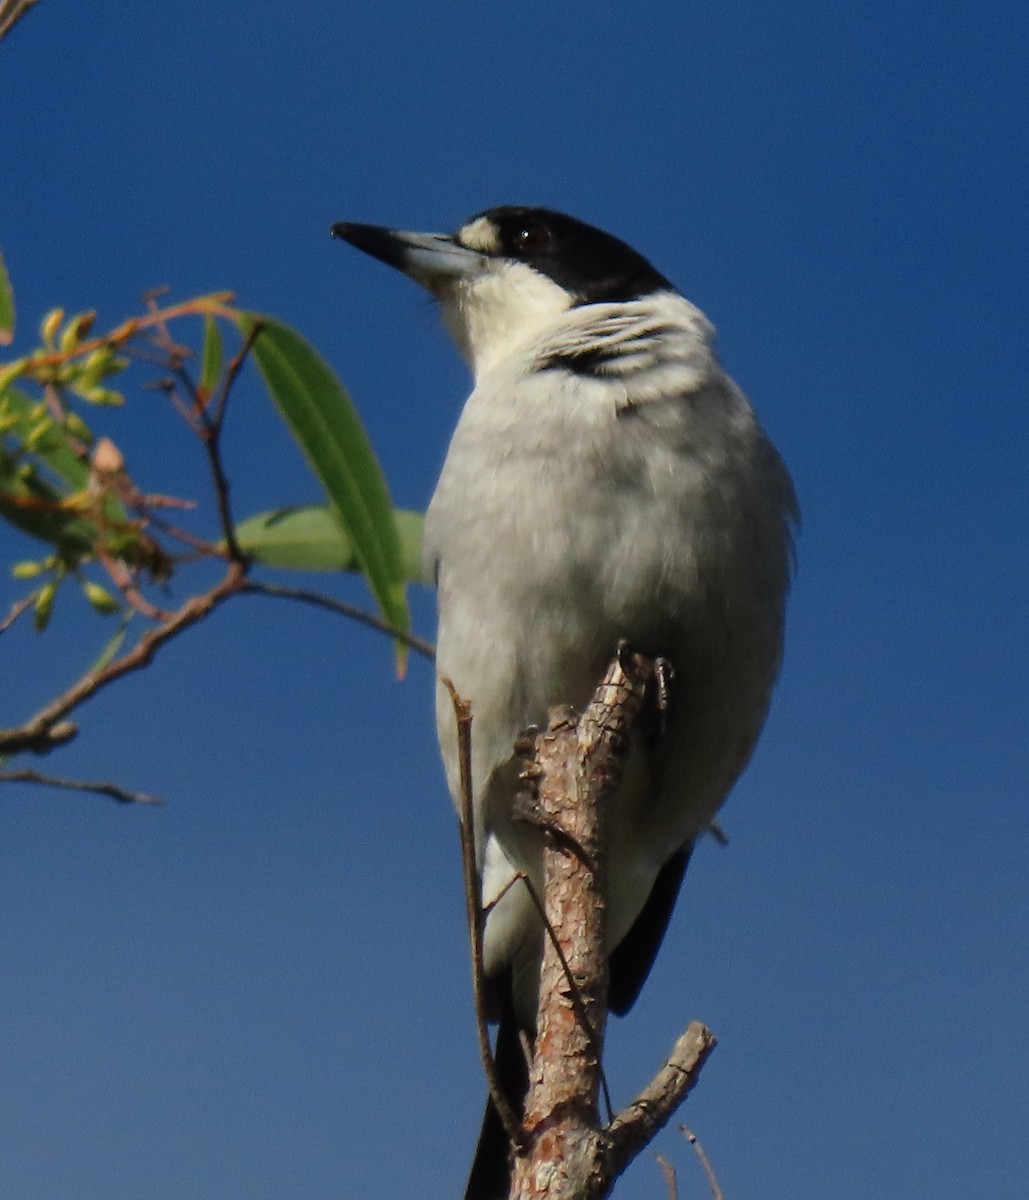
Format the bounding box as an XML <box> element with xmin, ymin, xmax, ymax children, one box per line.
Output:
<box><xmin>453</xmin><ymin>649</ymin><xmax>717</xmax><ymax>1200</ymax></box>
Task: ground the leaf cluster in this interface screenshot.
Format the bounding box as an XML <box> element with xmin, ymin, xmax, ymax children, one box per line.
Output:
<box><xmin>0</xmin><ymin>247</ymin><xmax>429</xmax><ymax>791</ymax></box>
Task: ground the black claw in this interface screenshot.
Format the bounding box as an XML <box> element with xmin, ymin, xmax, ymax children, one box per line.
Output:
<box><xmin>654</xmin><ymin>655</ymin><xmax>675</xmax><ymax>714</ymax></box>
<box><xmin>512</xmin><ymin>724</ymin><xmax>541</xmax><ymax>756</ymax></box>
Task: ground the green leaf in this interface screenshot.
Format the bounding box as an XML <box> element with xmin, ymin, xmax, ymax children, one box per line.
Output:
<box><xmin>88</xmin><ymin>616</ymin><xmax>131</xmax><ymax>673</ymax></box>
<box><xmin>2</xmin><ymin>385</ymin><xmax>91</xmax><ymax>489</ymax></box>
<box><xmin>234</xmin><ymin>505</ymin><xmax>425</xmax><ymax>580</ymax></box>
<box><xmin>200</xmin><ymin>316</ymin><xmax>223</xmax><ymax>396</ymax></box>
<box><xmin>240</xmin><ymin>313</ymin><xmax>411</xmax><ymax>655</ymax></box>
<box><xmin>0</xmin><ymin>249</ymin><xmax>14</xmax><ymax>345</ymax></box>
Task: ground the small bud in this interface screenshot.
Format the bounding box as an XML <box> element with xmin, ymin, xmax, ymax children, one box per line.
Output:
<box><xmin>0</xmin><ymin>358</ymin><xmax>28</xmax><ymax>393</ymax></box>
<box><xmin>77</xmin><ymin>344</ymin><xmax>125</xmax><ymax>387</ymax></box>
<box><xmin>78</xmin><ymin>385</ymin><xmax>124</xmax><ymax>407</ymax></box>
<box><xmin>33</xmin><ymin>580</ymin><xmax>57</xmax><ymax>631</ymax></box>
<box><xmin>25</xmin><ymin>416</ymin><xmax>54</xmax><ymax>449</ymax></box>
<box><xmin>58</xmin><ymin>310</ymin><xmax>97</xmax><ymax>352</ymax></box>
<box><xmin>82</xmin><ymin>579</ymin><xmax>121</xmax><ymax>615</ymax></box>
<box><xmin>71</xmin><ymin>310</ymin><xmax>96</xmax><ymax>339</ymax></box>
<box><xmin>91</xmin><ymin>436</ymin><xmax>124</xmax><ymax>474</ymax></box>
<box><xmin>40</xmin><ymin>308</ymin><xmax>64</xmax><ymax>347</ymax></box>
<box><xmin>12</xmin><ymin>560</ymin><xmax>44</xmax><ymax>579</ymax></box>
<box><xmin>59</xmin><ymin>322</ymin><xmax>79</xmax><ymax>353</ymax></box>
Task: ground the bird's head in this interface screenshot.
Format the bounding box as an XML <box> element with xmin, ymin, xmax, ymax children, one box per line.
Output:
<box><xmin>331</xmin><ymin>207</ymin><xmax>673</xmax><ymax>376</ymax></box>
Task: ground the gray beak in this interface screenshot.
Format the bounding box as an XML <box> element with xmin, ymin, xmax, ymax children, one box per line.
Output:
<box><xmin>331</xmin><ymin>222</ymin><xmax>485</xmax><ymax>286</ymax></box>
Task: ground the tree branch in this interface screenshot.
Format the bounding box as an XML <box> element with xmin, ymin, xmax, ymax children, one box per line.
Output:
<box><xmin>0</xmin><ymin>0</ymin><xmax>39</xmax><ymax>43</ymax></box>
<box><xmin>241</xmin><ymin>580</ymin><xmax>435</xmax><ymax>661</ymax></box>
<box><xmin>602</xmin><ymin>1024</ymin><xmax>717</xmax><ymax>1185</ymax></box>
<box><xmin>503</xmin><ymin>648</ymin><xmax>716</xmax><ymax>1200</ymax></box>
<box><xmin>196</xmin><ymin>319</ymin><xmax>261</xmax><ymax>562</ymax></box>
<box><xmin>0</xmin><ymin>561</ymin><xmax>247</xmax><ymax>757</ymax></box>
<box><xmin>0</xmin><ymin>768</ymin><xmax>161</xmax><ymax>805</ymax></box>
<box><xmin>0</xmin><ymin>593</ymin><xmax>35</xmax><ymax>634</ymax></box>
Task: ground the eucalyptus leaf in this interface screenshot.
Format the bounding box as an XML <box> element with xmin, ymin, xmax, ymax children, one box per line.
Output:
<box><xmin>88</xmin><ymin>616</ymin><xmax>132</xmax><ymax>674</ymax></box>
<box><xmin>2</xmin><ymin>385</ymin><xmax>91</xmax><ymax>489</ymax></box>
<box><xmin>235</xmin><ymin>505</ymin><xmax>425</xmax><ymax>581</ymax></box>
<box><xmin>240</xmin><ymin>313</ymin><xmax>411</xmax><ymax>650</ymax></box>
<box><xmin>200</xmin><ymin>315</ymin><xmax>223</xmax><ymax>396</ymax></box>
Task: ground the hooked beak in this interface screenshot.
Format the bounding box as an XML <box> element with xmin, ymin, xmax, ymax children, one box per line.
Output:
<box><xmin>331</xmin><ymin>222</ymin><xmax>485</xmax><ymax>288</ymax></box>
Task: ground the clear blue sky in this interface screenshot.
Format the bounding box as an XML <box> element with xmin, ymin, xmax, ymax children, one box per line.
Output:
<box><xmin>2</xmin><ymin>2</ymin><xmax>1027</xmax><ymax>1198</ymax></box>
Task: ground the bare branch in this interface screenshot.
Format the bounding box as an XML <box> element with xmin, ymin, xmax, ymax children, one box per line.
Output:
<box><xmin>197</xmin><ymin>320</ymin><xmax>261</xmax><ymax>562</ymax></box>
<box><xmin>209</xmin><ymin>315</ymin><xmax>255</xmax><ymax>431</ymax></box>
<box><xmin>241</xmin><ymin>580</ymin><xmax>435</xmax><ymax>661</ymax></box>
<box><xmin>476</xmin><ymin>648</ymin><xmax>720</xmax><ymax>1200</ymax></box>
<box><xmin>0</xmin><ymin>0</ymin><xmax>39</xmax><ymax>43</ymax></box>
<box><xmin>0</xmin><ymin>593</ymin><xmax>35</xmax><ymax>634</ymax></box>
<box><xmin>512</xmin><ymin>648</ymin><xmax>658</xmax><ymax>1200</ymax></box>
<box><xmin>602</xmin><ymin>1023</ymin><xmax>717</xmax><ymax>1185</ymax></box>
<box><xmin>654</xmin><ymin>1154</ymin><xmax>678</xmax><ymax>1200</ymax></box>
<box><xmin>0</xmin><ymin>561</ymin><xmax>247</xmax><ymax>757</ymax></box>
<box><xmin>0</xmin><ymin>768</ymin><xmax>161</xmax><ymax>806</ymax></box>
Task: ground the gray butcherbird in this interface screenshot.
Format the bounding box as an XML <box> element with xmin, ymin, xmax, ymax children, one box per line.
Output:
<box><xmin>332</xmin><ymin>207</ymin><xmax>797</xmax><ymax>1199</ymax></box>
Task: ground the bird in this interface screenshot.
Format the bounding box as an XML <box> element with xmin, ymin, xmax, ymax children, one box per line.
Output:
<box><xmin>332</xmin><ymin>206</ymin><xmax>797</xmax><ymax>1199</ymax></box>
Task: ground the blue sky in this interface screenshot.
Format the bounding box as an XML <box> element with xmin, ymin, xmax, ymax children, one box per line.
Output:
<box><xmin>2</xmin><ymin>2</ymin><xmax>1027</xmax><ymax>1198</ymax></box>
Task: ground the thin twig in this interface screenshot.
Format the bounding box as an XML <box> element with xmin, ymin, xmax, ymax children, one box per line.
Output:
<box><xmin>18</xmin><ymin>294</ymin><xmax>236</xmax><ymax>374</ymax></box>
<box><xmin>0</xmin><ymin>768</ymin><xmax>162</xmax><ymax>806</ymax></box>
<box><xmin>198</xmin><ymin>321</ymin><xmax>260</xmax><ymax>562</ymax></box>
<box><xmin>655</xmin><ymin>1154</ymin><xmax>678</xmax><ymax>1200</ymax></box>
<box><xmin>678</xmin><ymin>1125</ymin><xmax>723</xmax><ymax>1200</ymax></box>
<box><xmin>145</xmin><ymin>512</ymin><xmax>224</xmax><ymax>557</ymax></box>
<box><xmin>94</xmin><ymin>544</ymin><xmax>175</xmax><ymax>621</ymax></box>
<box><xmin>210</xmin><ymin>317</ymin><xmax>255</xmax><ymax>430</ymax></box>
<box><xmin>443</xmin><ymin>677</ymin><xmax>525</xmax><ymax>1151</ymax></box>
<box><xmin>0</xmin><ymin>593</ymin><xmax>35</xmax><ymax>634</ymax></box>
<box><xmin>241</xmin><ymin>580</ymin><xmax>435</xmax><ymax>661</ymax></box>
<box><xmin>0</xmin><ymin>0</ymin><xmax>39</xmax><ymax>43</ymax></box>
<box><xmin>148</xmin><ymin>372</ymin><xmax>203</xmax><ymax>436</ymax></box>
<box><xmin>143</xmin><ymin>290</ymin><xmax>193</xmax><ymax>369</ymax></box>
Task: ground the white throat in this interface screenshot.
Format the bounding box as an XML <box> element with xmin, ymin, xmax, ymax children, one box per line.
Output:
<box><xmin>438</xmin><ymin>260</ymin><xmax>573</xmax><ymax>379</ymax></box>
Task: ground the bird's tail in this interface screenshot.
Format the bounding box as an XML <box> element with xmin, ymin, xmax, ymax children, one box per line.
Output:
<box><xmin>464</xmin><ymin>996</ymin><xmax>529</xmax><ymax>1200</ymax></box>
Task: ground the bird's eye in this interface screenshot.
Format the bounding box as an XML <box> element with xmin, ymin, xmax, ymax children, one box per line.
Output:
<box><xmin>513</xmin><ymin>222</ymin><xmax>552</xmax><ymax>256</ymax></box>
